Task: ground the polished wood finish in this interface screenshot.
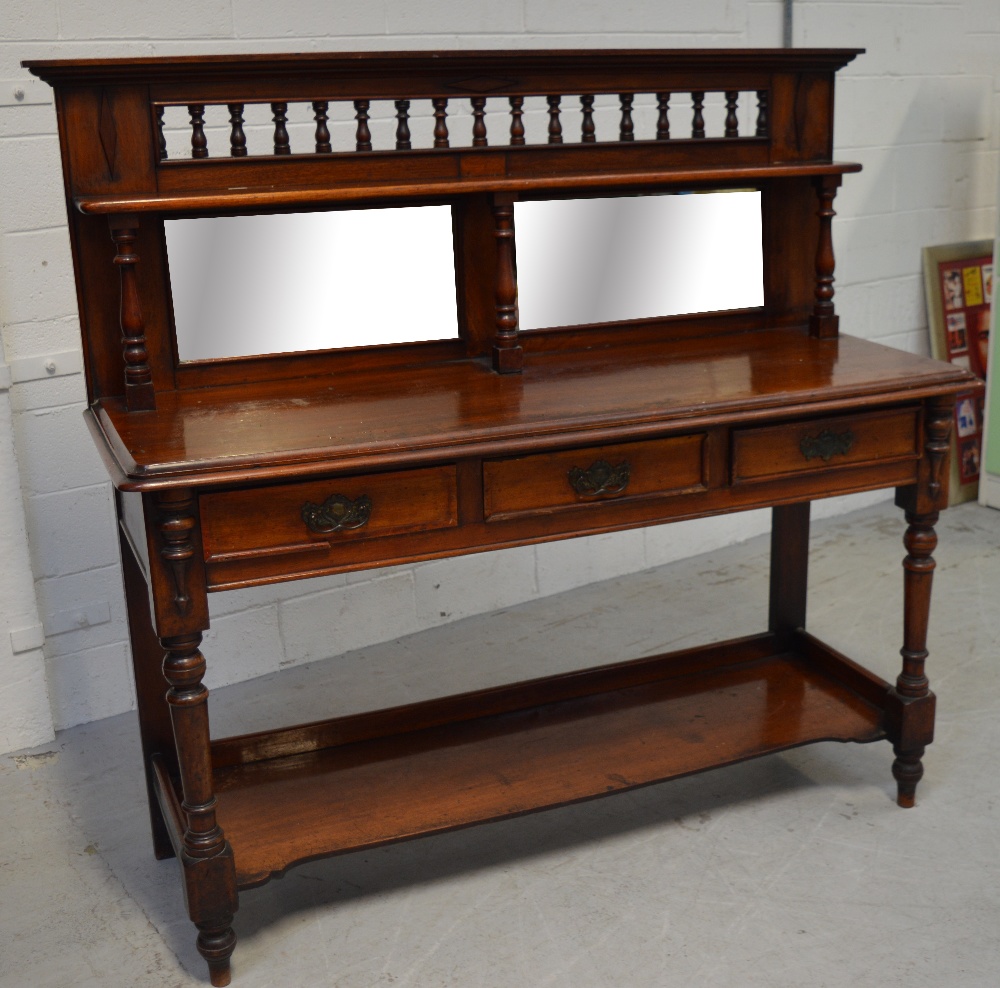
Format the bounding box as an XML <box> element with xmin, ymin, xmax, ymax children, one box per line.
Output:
<box><xmin>27</xmin><ymin>49</ymin><xmax>982</xmax><ymax>984</ymax></box>
<box><xmin>483</xmin><ymin>434</ymin><xmax>706</xmax><ymax>519</ymax></box>
<box><xmin>200</xmin><ymin>465</ymin><xmax>459</xmax><ymax>561</ymax></box>
<box><xmin>732</xmin><ymin>406</ymin><xmax>920</xmax><ymax>484</ymax></box>
<box><xmin>212</xmin><ymin>634</ymin><xmax>885</xmax><ymax>889</ymax></box>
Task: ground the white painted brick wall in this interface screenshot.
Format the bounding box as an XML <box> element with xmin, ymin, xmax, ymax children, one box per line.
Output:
<box><xmin>0</xmin><ymin>374</ymin><xmax>54</xmax><ymax>752</ymax></box>
<box><xmin>0</xmin><ymin>0</ymin><xmax>995</xmax><ymax>748</ymax></box>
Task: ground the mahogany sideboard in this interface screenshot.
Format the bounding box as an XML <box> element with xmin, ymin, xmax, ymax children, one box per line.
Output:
<box><xmin>25</xmin><ymin>49</ymin><xmax>981</xmax><ymax>985</ymax></box>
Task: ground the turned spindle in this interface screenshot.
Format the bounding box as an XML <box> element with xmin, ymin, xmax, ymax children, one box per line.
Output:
<box><xmin>271</xmin><ymin>102</ymin><xmax>290</xmax><ymax>154</ymax></box>
<box><xmin>619</xmin><ymin>93</ymin><xmax>635</xmax><ymax>141</ymax></box>
<box><xmin>395</xmin><ymin>99</ymin><xmax>411</xmax><ymax>150</ymax></box>
<box><xmin>691</xmin><ymin>91</ymin><xmax>706</xmax><ymax>138</ymax></box>
<box><xmin>471</xmin><ymin>97</ymin><xmax>488</xmax><ymax>146</ymax></box>
<box><xmin>227</xmin><ymin>103</ymin><xmax>247</xmax><ymax>157</ymax></box>
<box><xmin>656</xmin><ymin>93</ymin><xmax>670</xmax><ymax>140</ymax></box>
<box><xmin>354</xmin><ymin>100</ymin><xmax>372</xmax><ymax>151</ymax></box>
<box><xmin>580</xmin><ymin>95</ymin><xmax>596</xmax><ymax>142</ymax></box>
<box><xmin>509</xmin><ymin>96</ymin><xmax>525</xmax><ymax>146</ymax></box>
<box><xmin>432</xmin><ymin>98</ymin><xmax>449</xmax><ymax>148</ymax></box>
<box><xmin>724</xmin><ymin>91</ymin><xmax>739</xmax><ymax>137</ymax></box>
<box><xmin>188</xmin><ymin>104</ymin><xmax>208</xmax><ymax>158</ymax></box>
<box><xmin>756</xmin><ymin>90</ymin><xmax>769</xmax><ymax>136</ymax></box>
<box><xmin>547</xmin><ymin>95</ymin><xmax>563</xmax><ymax>144</ymax></box>
<box><xmin>313</xmin><ymin>101</ymin><xmax>331</xmax><ymax>153</ymax></box>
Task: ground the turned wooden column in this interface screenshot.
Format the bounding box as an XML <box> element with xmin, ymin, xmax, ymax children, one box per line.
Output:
<box><xmin>109</xmin><ymin>216</ymin><xmax>155</xmax><ymax>411</ymax></box>
<box><xmin>889</xmin><ymin>396</ymin><xmax>952</xmax><ymax>807</ymax></box>
<box><xmin>809</xmin><ymin>174</ymin><xmax>842</xmax><ymax>338</ymax></box>
<box><xmin>891</xmin><ymin>509</ymin><xmax>938</xmax><ymax>807</ymax></box>
<box><xmin>491</xmin><ymin>195</ymin><xmax>523</xmax><ymax>374</ymax></box>
<box><xmin>154</xmin><ymin>489</ymin><xmax>237</xmax><ymax>986</ymax></box>
<box><xmin>161</xmin><ymin>631</ymin><xmax>237</xmax><ymax>985</ymax></box>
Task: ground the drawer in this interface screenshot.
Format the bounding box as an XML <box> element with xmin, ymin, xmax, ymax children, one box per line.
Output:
<box><xmin>731</xmin><ymin>408</ymin><xmax>920</xmax><ymax>485</ymax></box>
<box><xmin>201</xmin><ymin>465</ymin><xmax>458</xmax><ymax>562</ymax></box>
<box><xmin>483</xmin><ymin>434</ymin><xmax>706</xmax><ymax>520</ymax></box>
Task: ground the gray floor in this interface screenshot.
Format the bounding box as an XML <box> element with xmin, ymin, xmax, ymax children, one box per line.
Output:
<box><xmin>3</xmin><ymin>500</ymin><xmax>999</xmax><ymax>988</ymax></box>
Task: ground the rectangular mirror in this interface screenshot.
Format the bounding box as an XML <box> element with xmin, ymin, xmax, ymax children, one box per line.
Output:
<box><xmin>514</xmin><ymin>190</ymin><xmax>764</xmax><ymax>331</ymax></box>
<box><xmin>165</xmin><ymin>205</ymin><xmax>459</xmax><ymax>362</ymax></box>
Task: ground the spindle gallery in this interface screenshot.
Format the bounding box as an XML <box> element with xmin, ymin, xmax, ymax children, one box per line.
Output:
<box><xmin>25</xmin><ymin>49</ymin><xmax>980</xmax><ymax>984</ymax></box>
<box><xmin>156</xmin><ymin>88</ymin><xmax>771</xmax><ymax>159</ymax></box>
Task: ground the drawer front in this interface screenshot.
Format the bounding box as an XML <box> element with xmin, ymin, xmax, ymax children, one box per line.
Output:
<box><xmin>732</xmin><ymin>408</ymin><xmax>920</xmax><ymax>484</ymax></box>
<box><xmin>201</xmin><ymin>465</ymin><xmax>458</xmax><ymax>561</ymax></box>
<box><xmin>483</xmin><ymin>434</ymin><xmax>707</xmax><ymax>520</ymax></box>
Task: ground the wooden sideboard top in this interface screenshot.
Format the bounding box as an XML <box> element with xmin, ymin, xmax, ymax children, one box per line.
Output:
<box><xmin>91</xmin><ymin>329</ymin><xmax>976</xmax><ymax>490</ymax></box>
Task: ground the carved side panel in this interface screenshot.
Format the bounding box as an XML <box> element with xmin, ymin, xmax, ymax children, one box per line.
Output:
<box><xmin>924</xmin><ymin>397</ymin><xmax>952</xmax><ymax>505</ymax></box>
<box><xmin>146</xmin><ymin>489</ymin><xmax>209</xmax><ymax>638</ymax></box>
<box><xmin>896</xmin><ymin>396</ymin><xmax>955</xmax><ymax>517</ymax></box>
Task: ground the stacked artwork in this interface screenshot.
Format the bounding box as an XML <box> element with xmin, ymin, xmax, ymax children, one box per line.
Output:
<box><xmin>939</xmin><ymin>255</ymin><xmax>992</xmax><ymax>484</ymax></box>
<box><xmin>923</xmin><ymin>240</ymin><xmax>994</xmax><ymax>500</ymax></box>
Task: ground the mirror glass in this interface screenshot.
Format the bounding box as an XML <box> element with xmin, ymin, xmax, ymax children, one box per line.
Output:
<box><xmin>166</xmin><ymin>205</ymin><xmax>459</xmax><ymax>362</ymax></box>
<box><xmin>514</xmin><ymin>190</ymin><xmax>764</xmax><ymax>330</ymax></box>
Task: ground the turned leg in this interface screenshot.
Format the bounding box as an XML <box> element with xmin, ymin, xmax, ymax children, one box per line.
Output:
<box><xmin>889</xmin><ymin>510</ymin><xmax>939</xmax><ymax>808</ymax></box>
<box><xmin>888</xmin><ymin>396</ymin><xmax>950</xmax><ymax>807</ymax></box>
<box><xmin>163</xmin><ymin>632</ymin><xmax>238</xmax><ymax>986</ymax></box>
<box><xmin>150</xmin><ymin>489</ymin><xmax>239</xmax><ymax>983</ymax></box>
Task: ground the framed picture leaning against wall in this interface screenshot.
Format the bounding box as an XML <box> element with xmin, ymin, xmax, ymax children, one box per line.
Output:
<box><xmin>923</xmin><ymin>239</ymin><xmax>993</xmax><ymax>503</ymax></box>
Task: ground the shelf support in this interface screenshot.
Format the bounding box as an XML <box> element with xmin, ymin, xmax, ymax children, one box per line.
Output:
<box><xmin>491</xmin><ymin>194</ymin><xmax>523</xmax><ymax>374</ymax></box>
<box><xmin>109</xmin><ymin>215</ymin><xmax>156</xmax><ymax>411</ymax></box>
<box><xmin>809</xmin><ymin>174</ymin><xmax>842</xmax><ymax>339</ymax></box>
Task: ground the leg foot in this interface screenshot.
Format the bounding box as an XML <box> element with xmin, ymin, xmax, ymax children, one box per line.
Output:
<box><xmin>892</xmin><ymin>745</ymin><xmax>924</xmax><ymax>808</ymax></box>
<box><xmin>198</xmin><ymin>921</ymin><xmax>236</xmax><ymax>987</ymax></box>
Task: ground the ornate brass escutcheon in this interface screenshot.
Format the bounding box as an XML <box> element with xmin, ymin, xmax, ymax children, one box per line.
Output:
<box><xmin>301</xmin><ymin>493</ymin><xmax>372</xmax><ymax>533</ymax></box>
<box><xmin>799</xmin><ymin>428</ymin><xmax>854</xmax><ymax>462</ymax></box>
<box><xmin>568</xmin><ymin>459</ymin><xmax>631</xmax><ymax>497</ymax></box>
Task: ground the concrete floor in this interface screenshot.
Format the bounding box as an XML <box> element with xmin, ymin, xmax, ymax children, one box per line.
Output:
<box><xmin>2</xmin><ymin>499</ymin><xmax>999</xmax><ymax>988</ymax></box>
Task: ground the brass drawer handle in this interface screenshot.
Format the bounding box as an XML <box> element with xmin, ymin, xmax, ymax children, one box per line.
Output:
<box><xmin>301</xmin><ymin>493</ymin><xmax>372</xmax><ymax>533</ymax></box>
<box><xmin>800</xmin><ymin>429</ymin><xmax>855</xmax><ymax>462</ymax></box>
<box><xmin>568</xmin><ymin>459</ymin><xmax>631</xmax><ymax>497</ymax></box>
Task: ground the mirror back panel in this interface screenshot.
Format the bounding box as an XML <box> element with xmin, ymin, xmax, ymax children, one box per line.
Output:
<box><xmin>515</xmin><ymin>190</ymin><xmax>764</xmax><ymax>331</ymax></box>
<box><xmin>166</xmin><ymin>205</ymin><xmax>459</xmax><ymax>362</ymax></box>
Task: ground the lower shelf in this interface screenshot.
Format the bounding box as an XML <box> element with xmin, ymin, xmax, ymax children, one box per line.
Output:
<box><xmin>174</xmin><ymin>631</ymin><xmax>891</xmax><ymax>889</ymax></box>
